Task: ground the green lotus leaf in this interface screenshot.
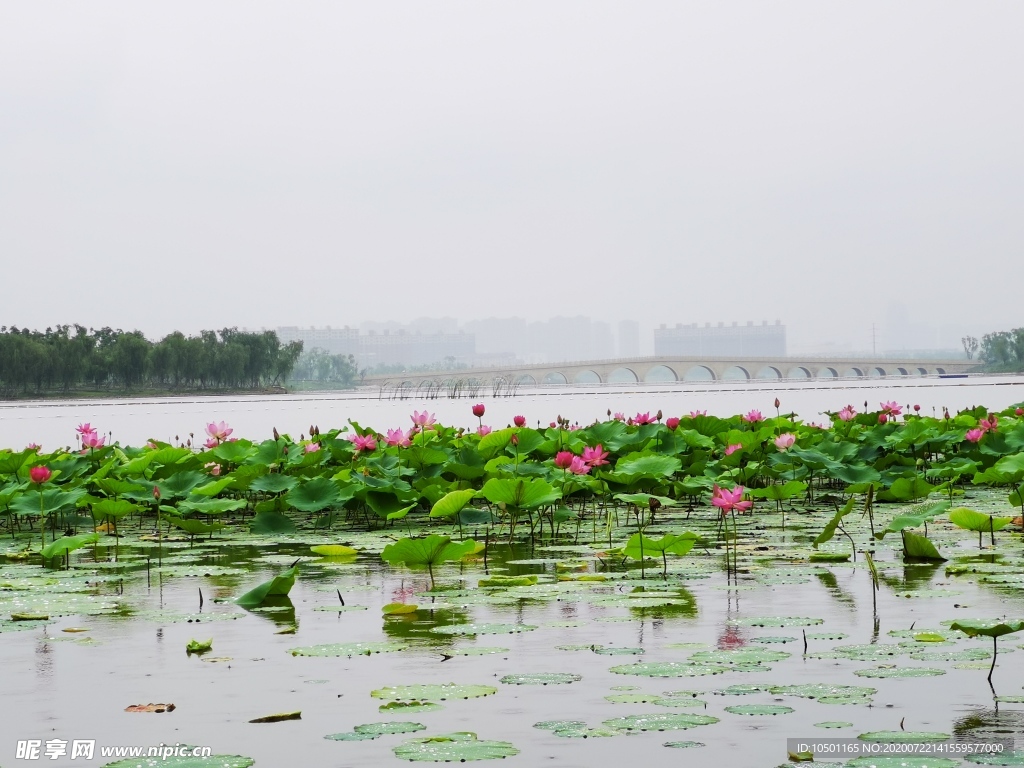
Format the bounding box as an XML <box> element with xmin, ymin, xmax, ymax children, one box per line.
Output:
<box><xmin>235</xmin><ymin>565</ymin><xmax>298</xmax><ymax>609</ymax></box>
<box><xmin>392</xmin><ymin>732</ymin><xmax>519</xmax><ymax>762</ymax></box>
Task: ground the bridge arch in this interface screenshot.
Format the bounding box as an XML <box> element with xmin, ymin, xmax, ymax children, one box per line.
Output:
<box><xmin>607</xmin><ymin>367</ymin><xmax>639</xmax><ymax>384</ymax></box>
<box><xmin>542</xmin><ymin>372</ymin><xmax>568</xmax><ymax>385</ymax></box>
<box><xmin>935</xmin><ymin>367</ymin><xmax>946</xmax><ymax>375</ymax></box>
<box><xmin>514</xmin><ymin>374</ymin><xmax>537</xmax><ymax>386</ymax></box>
<box><xmin>786</xmin><ymin>366</ymin><xmax>811</xmax><ymax>379</ymax></box>
<box><xmin>683</xmin><ymin>365</ymin><xmax>715</xmax><ymax>382</ymax></box>
<box><xmin>843</xmin><ymin>367</ymin><xmax>863</xmax><ymax>378</ymax></box>
<box><xmin>869</xmin><ymin>367</ymin><xmax>886</xmax><ymax>378</ymax></box>
<box><xmin>573</xmin><ymin>370</ymin><xmax>601</xmax><ymax>384</ymax></box>
<box><xmin>895</xmin><ymin>367</ymin><xmax>909</xmax><ymax>377</ymax></box>
<box><xmin>816</xmin><ymin>367</ymin><xmax>837</xmax><ymax>379</ymax></box>
<box><xmin>723</xmin><ymin>366</ymin><xmax>750</xmax><ymax>381</ymax></box>
<box><xmin>916</xmin><ymin>367</ymin><xmax>928</xmax><ymax>376</ymax></box>
<box><xmin>756</xmin><ymin>366</ymin><xmax>782</xmax><ymax>380</ymax></box>
<box><xmin>644</xmin><ymin>365</ymin><xmax>678</xmax><ymax>383</ymax></box>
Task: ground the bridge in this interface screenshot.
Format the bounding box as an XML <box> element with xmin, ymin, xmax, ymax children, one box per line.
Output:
<box><xmin>363</xmin><ymin>355</ymin><xmax>978</xmax><ymax>391</ymax></box>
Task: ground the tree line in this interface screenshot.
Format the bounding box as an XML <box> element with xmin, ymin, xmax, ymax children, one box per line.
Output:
<box><xmin>962</xmin><ymin>328</ymin><xmax>1024</xmax><ymax>371</ymax></box>
<box><xmin>0</xmin><ymin>325</ymin><xmax>303</xmax><ymax>397</ymax></box>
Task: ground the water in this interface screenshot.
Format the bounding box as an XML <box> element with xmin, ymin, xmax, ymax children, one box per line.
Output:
<box><xmin>2</xmin><ymin>376</ymin><xmax>1024</xmax><ymax>767</ymax></box>
<box><xmin>2</xmin><ymin>375</ymin><xmax>1022</xmax><ymax>450</ymax></box>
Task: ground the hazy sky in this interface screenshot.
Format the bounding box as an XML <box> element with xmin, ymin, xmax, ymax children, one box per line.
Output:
<box><xmin>2</xmin><ymin>2</ymin><xmax>1021</xmax><ymax>353</ymax></box>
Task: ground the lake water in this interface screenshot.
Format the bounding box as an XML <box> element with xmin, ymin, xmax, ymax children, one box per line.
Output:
<box><xmin>2</xmin><ymin>375</ymin><xmax>1024</xmax><ymax>767</ymax></box>
<box><xmin>2</xmin><ymin>374</ymin><xmax>1023</xmax><ymax>450</ymax></box>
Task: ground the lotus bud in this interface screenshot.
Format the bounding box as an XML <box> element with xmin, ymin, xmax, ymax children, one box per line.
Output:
<box><xmin>472</xmin><ymin>403</ymin><xmax>485</xmax><ymax>418</ymax></box>
<box><xmin>153</xmin><ymin>486</ymin><xmax>161</xmax><ymax>500</ymax></box>
<box><xmin>656</xmin><ymin>410</ymin><xmax>663</xmax><ymax>421</ymax></box>
<box><xmin>273</xmin><ymin>427</ymin><xmax>280</xmax><ymax>440</ymax></box>
<box><xmin>774</xmin><ymin>398</ymin><xmax>781</xmax><ymax>409</ymax></box>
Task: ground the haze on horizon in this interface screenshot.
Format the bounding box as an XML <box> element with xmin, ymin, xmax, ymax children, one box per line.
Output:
<box><xmin>1</xmin><ymin>2</ymin><xmax>1022</xmax><ymax>355</ymax></box>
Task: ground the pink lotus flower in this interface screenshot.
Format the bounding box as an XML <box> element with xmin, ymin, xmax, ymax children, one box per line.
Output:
<box><xmin>29</xmin><ymin>466</ymin><xmax>52</xmax><ymax>484</ymax></box>
<box><xmin>477</xmin><ymin>425</ymin><xmax>492</xmax><ymax>436</ymax></box>
<box><xmin>76</xmin><ymin>423</ymin><xmax>96</xmax><ymax>437</ymax></box>
<box><xmin>965</xmin><ymin>428</ymin><xmax>984</xmax><ymax>444</ymax></box>
<box><xmin>568</xmin><ymin>456</ymin><xmax>591</xmax><ymax>475</ymax></box>
<box><xmin>205</xmin><ymin>421</ymin><xmax>233</xmax><ymax>442</ymax></box>
<box><xmin>689</xmin><ymin>410</ymin><xmax>707</xmax><ymax>417</ymax></box>
<box><xmin>554</xmin><ymin>451</ymin><xmax>575</xmax><ymax>469</ymax></box>
<box><xmin>304</xmin><ymin>442</ymin><xmax>321</xmax><ymax>453</ymax></box>
<box><xmin>612</xmin><ymin>413</ymin><xmax>626</xmax><ymax>422</ymax></box>
<box><xmin>774</xmin><ymin>433</ymin><xmax>796</xmax><ymax>451</ymax></box>
<box><xmin>513</xmin><ymin>415</ymin><xmax>526</xmax><ymax>427</ymax></box>
<box><xmin>724</xmin><ymin>443</ymin><xmax>742</xmax><ymax>456</ymax></box>
<box><xmin>913</xmin><ymin>404</ymin><xmax>921</xmax><ymax>412</ymax></box>
<box><xmin>205</xmin><ymin>462</ymin><xmax>222</xmax><ymax>476</ymax></box>
<box><xmin>666</xmin><ymin>417</ymin><xmax>680</xmax><ymax>431</ymax></box>
<box><xmin>838</xmin><ymin>405</ymin><xmax>856</xmax><ymax>422</ymax></box>
<box><xmin>146</xmin><ymin>441</ymin><xmax>158</xmax><ymax>450</ymax></box>
<box><xmin>347</xmin><ymin>433</ymin><xmax>378</xmax><ymax>452</ymax></box>
<box><xmin>566</xmin><ymin>424</ymin><xmax>581</xmax><ymax>431</ymax></box>
<box><xmin>385</xmin><ymin>428</ymin><xmax>412</xmax><ymax>448</ymax></box>
<box><xmin>880</xmin><ymin>401</ymin><xmax>902</xmax><ymax>416</ymax></box>
<box><xmin>1016</xmin><ymin>408</ymin><xmax>1024</xmax><ymax>416</ymax></box>
<box><xmin>741</xmin><ymin>410</ymin><xmax>764</xmax><ymax>424</ymax></box>
<box><xmin>711</xmin><ymin>484</ymin><xmax>752</xmax><ymax>515</ymax></box>
<box><xmin>82</xmin><ymin>432</ymin><xmax>105</xmax><ymax>449</ymax></box>
<box><xmin>878</xmin><ymin>413</ymin><xmax>888</xmax><ymax>424</ymax></box>
<box><xmin>808</xmin><ymin>422</ymin><xmax>826</xmax><ymax>429</ymax></box>
<box><xmin>634</xmin><ymin>412</ymin><xmax>656</xmax><ymax>425</ymax></box>
<box><xmin>549</xmin><ymin>421</ymin><xmax>557</xmax><ymax>428</ymax></box>
<box><xmin>411</xmin><ymin>410</ymin><xmax>436</xmax><ymax>428</ymax></box>
<box><xmin>472</xmin><ymin>403</ymin><xmax>485</xmax><ymax>418</ymax></box>
<box><xmin>979</xmin><ymin>414</ymin><xmax>998</xmax><ymax>432</ymax></box>
<box><xmin>581</xmin><ymin>444</ymin><xmax>609</xmax><ymax>467</ymax></box>
<box><xmin>203</xmin><ymin>437</ymin><xmax>219</xmax><ymax>449</ymax></box>
<box><xmin>153</xmin><ymin>486</ymin><xmax>161</xmax><ymax>500</ymax></box>
<box><xmin>26</xmin><ymin>443</ymin><xmax>40</xmax><ymax>451</ymax></box>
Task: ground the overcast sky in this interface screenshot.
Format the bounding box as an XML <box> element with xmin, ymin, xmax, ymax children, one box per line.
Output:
<box><xmin>1</xmin><ymin>2</ymin><xmax>1021</xmax><ymax>353</ymax></box>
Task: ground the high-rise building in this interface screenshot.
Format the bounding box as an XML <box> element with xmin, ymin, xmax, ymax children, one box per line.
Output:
<box><xmin>618</xmin><ymin>320</ymin><xmax>640</xmax><ymax>357</ymax></box>
<box><xmin>654</xmin><ymin>320</ymin><xmax>786</xmax><ymax>357</ymax></box>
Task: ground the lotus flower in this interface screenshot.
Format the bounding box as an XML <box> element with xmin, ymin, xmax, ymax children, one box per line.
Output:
<box><xmin>203</xmin><ymin>437</ymin><xmax>219</xmax><ymax>449</ymax></box>
<box><xmin>613</xmin><ymin>413</ymin><xmax>626</xmax><ymax>422</ymax></box>
<box><xmin>205</xmin><ymin>421</ymin><xmax>233</xmax><ymax>442</ymax></box>
<box><xmin>26</xmin><ymin>443</ymin><xmax>40</xmax><ymax>451</ymax></box>
<box><xmin>979</xmin><ymin>414</ymin><xmax>999</xmax><ymax>432</ymax></box>
<box><xmin>347</xmin><ymin>433</ymin><xmax>378</xmax><ymax>453</ymax></box>
<box><xmin>741</xmin><ymin>410</ymin><xmax>764</xmax><ymax>424</ymax></box>
<box><xmin>513</xmin><ymin>415</ymin><xmax>526</xmax><ymax>427</ymax></box>
<box><xmin>205</xmin><ymin>462</ymin><xmax>222</xmax><ymax>476</ymax></box>
<box><xmin>411</xmin><ymin>410</ymin><xmax>436</xmax><ymax>428</ymax></box>
<box><xmin>711</xmin><ymin>484</ymin><xmax>752</xmax><ymax>515</ymax></box>
<box><xmin>554</xmin><ymin>451</ymin><xmax>574</xmax><ymax>469</ymax></box>
<box><xmin>913</xmin><ymin>404</ymin><xmax>921</xmax><ymax>412</ymax></box>
<box><xmin>838</xmin><ymin>405</ymin><xmax>856</xmax><ymax>422</ymax></box>
<box><xmin>878</xmin><ymin>413</ymin><xmax>888</xmax><ymax>424</ymax></box>
<box><xmin>689</xmin><ymin>410</ymin><xmax>707</xmax><ymax>417</ymax></box>
<box><xmin>29</xmin><ymin>466</ymin><xmax>52</xmax><ymax>484</ymax></box>
<box><xmin>965</xmin><ymin>429</ymin><xmax>984</xmax><ymax>444</ymax></box>
<box><xmin>385</xmin><ymin>428</ymin><xmax>412</xmax><ymax>448</ymax></box>
<box><xmin>774</xmin><ymin>433</ymin><xmax>796</xmax><ymax>451</ymax></box>
<box><xmin>82</xmin><ymin>432</ymin><xmax>105</xmax><ymax>449</ymax></box>
<box><xmin>724</xmin><ymin>443</ymin><xmax>742</xmax><ymax>456</ymax></box>
<box><xmin>472</xmin><ymin>403</ymin><xmax>486</xmax><ymax>418</ymax></box>
<box><xmin>304</xmin><ymin>442</ymin><xmax>321</xmax><ymax>453</ymax></box>
<box><xmin>477</xmin><ymin>425</ymin><xmax>492</xmax><ymax>436</ymax></box>
<box><xmin>665</xmin><ymin>417</ymin><xmax>680</xmax><ymax>431</ymax></box>
<box><xmin>1016</xmin><ymin>408</ymin><xmax>1023</xmax><ymax>416</ymax></box>
<box><xmin>581</xmin><ymin>444</ymin><xmax>609</xmax><ymax>467</ymax></box>
<box><xmin>634</xmin><ymin>412</ymin><xmax>655</xmax><ymax>425</ymax></box>
<box><xmin>76</xmin><ymin>423</ymin><xmax>96</xmax><ymax>436</ymax></box>
<box><xmin>568</xmin><ymin>456</ymin><xmax>591</xmax><ymax>475</ymax></box>
<box><xmin>880</xmin><ymin>401</ymin><xmax>902</xmax><ymax>416</ymax></box>
<box><xmin>549</xmin><ymin>421</ymin><xmax>557</xmax><ymax>428</ymax></box>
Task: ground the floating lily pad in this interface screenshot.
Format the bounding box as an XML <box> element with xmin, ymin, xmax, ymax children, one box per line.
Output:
<box><xmin>354</xmin><ymin>721</ymin><xmax>427</xmax><ymax>735</ymax></box>
<box><xmin>815</xmin><ymin>721</ymin><xmax>853</xmax><ymax>728</ymax></box>
<box><xmin>725</xmin><ymin>704</ymin><xmax>794</xmax><ymax>715</ymax></box>
<box><xmin>663</xmin><ymin>741</ymin><xmax>705</xmax><ymax>748</ymax></box>
<box><xmin>609</xmin><ymin>662</ymin><xmax>729</xmax><ymax>678</ymax></box>
<box><xmin>966</xmin><ymin>750</ymin><xmax>1024</xmax><ymax>765</ymax></box>
<box><xmin>392</xmin><ymin>732</ymin><xmax>519</xmax><ymax>762</ymax></box>
<box><xmin>430</xmin><ymin>623</ymin><xmax>537</xmax><ymax>636</ymax></box>
<box><xmin>101</xmin><ymin>757</ymin><xmax>255</xmax><ymax>768</ymax></box>
<box><xmin>379</xmin><ymin>701</ymin><xmax>443</xmax><ymax>714</ymax></box>
<box><xmin>601</xmin><ymin>712</ymin><xmax>719</xmax><ymax>732</ymax></box>
<box><xmin>594</xmin><ymin>646</ymin><xmax>645</xmax><ymax>655</ymax></box>
<box><xmin>770</xmin><ymin>683</ymin><xmax>876</xmax><ymax>700</ymax></box>
<box><xmin>858</xmin><ymin>731</ymin><xmax>950</xmax><ymax>742</ymax></box>
<box><xmin>371</xmin><ymin>684</ymin><xmax>497</xmax><ymax>701</ymax></box>
<box><xmin>324</xmin><ymin>731</ymin><xmax>380</xmax><ymax>741</ymax></box>
<box><xmin>689</xmin><ymin>648</ymin><xmax>791</xmax><ymax>665</ymax></box>
<box><xmin>853</xmin><ymin>667</ymin><xmax>945</xmax><ymax>679</ymax></box>
<box><xmin>714</xmin><ymin>684</ymin><xmax>775</xmax><ymax>696</ymax></box>
<box><xmin>500</xmin><ymin>673</ymin><xmax>581</xmax><ymax>685</ymax></box>
<box><xmin>534</xmin><ymin>720</ymin><xmax>587</xmax><ymax>731</ymax></box>
<box><xmin>289</xmin><ymin>641</ymin><xmax>408</xmax><ymax>657</ymax></box>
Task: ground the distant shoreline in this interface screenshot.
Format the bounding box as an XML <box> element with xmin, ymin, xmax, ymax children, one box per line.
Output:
<box><xmin>0</xmin><ymin>385</ymin><xmax>292</xmax><ymax>404</ymax></box>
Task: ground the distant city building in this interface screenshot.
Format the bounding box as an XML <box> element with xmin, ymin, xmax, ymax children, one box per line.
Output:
<box><xmin>276</xmin><ymin>325</ymin><xmax>475</xmax><ymax>368</ymax></box>
<box><xmin>654</xmin><ymin>320</ymin><xmax>786</xmax><ymax>357</ymax></box>
<box><xmin>618</xmin><ymin>320</ymin><xmax>640</xmax><ymax>357</ymax></box>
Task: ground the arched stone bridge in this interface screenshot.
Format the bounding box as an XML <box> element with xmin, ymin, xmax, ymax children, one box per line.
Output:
<box><xmin>365</xmin><ymin>355</ymin><xmax>978</xmax><ymax>389</ymax></box>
